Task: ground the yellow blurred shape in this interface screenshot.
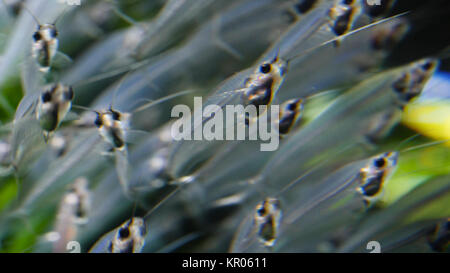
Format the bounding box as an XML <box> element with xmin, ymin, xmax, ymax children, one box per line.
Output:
<box><xmin>402</xmin><ymin>102</ymin><xmax>450</xmax><ymax>145</ymax></box>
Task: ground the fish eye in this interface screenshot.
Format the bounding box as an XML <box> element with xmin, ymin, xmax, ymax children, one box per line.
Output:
<box><xmin>94</xmin><ymin>114</ymin><xmax>103</xmax><ymax>127</ymax></box>
<box><xmin>64</xmin><ymin>87</ymin><xmax>74</xmax><ymax>101</ymax></box>
<box><xmin>257</xmin><ymin>206</ymin><xmax>266</xmax><ymax>216</ymax></box>
<box><xmin>287</xmin><ymin>102</ymin><xmax>297</xmax><ymax>111</ymax></box>
<box><xmin>404</xmin><ymin>93</ymin><xmax>417</xmax><ymax>102</ymax></box>
<box><xmin>42</xmin><ymin>92</ymin><xmax>52</xmax><ymax>103</ymax></box>
<box><xmin>33</xmin><ymin>32</ymin><xmax>41</xmax><ymax>41</ymax></box>
<box><xmin>374</xmin><ymin>157</ymin><xmax>386</xmax><ymax>169</ymax></box>
<box><xmin>422</xmin><ymin>61</ymin><xmax>433</xmax><ymax>71</ymax></box>
<box><xmin>118</xmin><ymin>227</ymin><xmax>130</xmax><ymax>239</ymax></box>
<box><xmin>50</xmin><ymin>28</ymin><xmax>58</xmax><ymax>38</ymax></box>
<box><xmin>260</xmin><ymin>63</ymin><xmax>272</xmax><ymax>74</ymax></box>
<box><xmin>75</xmin><ymin>206</ymin><xmax>85</xmax><ymax>218</ymax></box>
<box><xmin>111</xmin><ymin>110</ymin><xmax>121</xmax><ymax>121</ymax></box>
<box><xmin>295</xmin><ymin>0</ymin><xmax>317</xmax><ymax>14</ymax></box>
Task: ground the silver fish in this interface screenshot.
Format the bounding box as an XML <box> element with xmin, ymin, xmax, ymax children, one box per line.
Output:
<box><xmin>256</xmin><ymin>58</ymin><xmax>437</xmax><ymax>193</ymax></box>
<box><xmin>31</xmin><ymin>23</ymin><xmax>59</xmax><ymax>73</ymax></box>
<box><xmin>52</xmin><ymin>177</ymin><xmax>91</xmax><ymax>253</ymax></box>
<box><xmin>254</xmin><ymin>197</ymin><xmax>282</xmax><ymax>247</ymax></box>
<box><xmin>230</xmin><ymin>151</ymin><xmax>398</xmax><ymax>252</ymax></box>
<box><xmin>107</xmin><ymin>217</ymin><xmax>147</xmax><ymax>253</ymax></box>
<box><xmin>36</xmin><ymin>83</ymin><xmax>74</xmax><ymax>140</ymax></box>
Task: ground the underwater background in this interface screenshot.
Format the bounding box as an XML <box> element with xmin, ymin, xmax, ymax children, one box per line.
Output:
<box><xmin>0</xmin><ymin>0</ymin><xmax>448</xmax><ymax>253</ymax></box>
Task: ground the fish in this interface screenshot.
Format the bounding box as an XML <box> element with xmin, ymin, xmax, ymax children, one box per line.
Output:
<box><xmin>36</xmin><ymin>83</ymin><xmax>74</xmax><ymax>140</ymax></box>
